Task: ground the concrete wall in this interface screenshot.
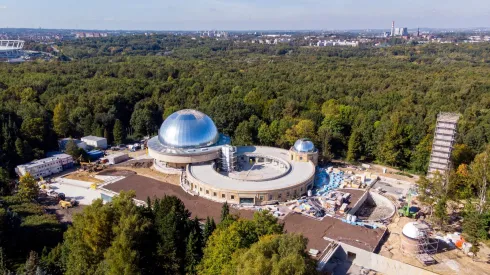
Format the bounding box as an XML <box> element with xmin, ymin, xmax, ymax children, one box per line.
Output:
<box><xmin>346</xmin><ymin>189</ymin><xmax>369</xmax><ymax>215</ymax></box>
<box><xmin>331</xmin><ymin>242</ymin><xmax>437</xmax><ymax>275</ymax></box>
<box><xmin>148</xmin><ymin>147</ymin><xmax>219</xmax><ymax>164</ymax></box>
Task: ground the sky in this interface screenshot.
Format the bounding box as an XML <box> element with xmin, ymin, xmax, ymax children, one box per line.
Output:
<box><xmin>0</xmin><ymin>0</ymin><xmax>489</xmax><ymax>30</ymax></box>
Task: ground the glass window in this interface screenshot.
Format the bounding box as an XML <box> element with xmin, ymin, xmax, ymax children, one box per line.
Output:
<box><xmin>231</xmin><ymin>195</ymin><xmax>235</xmax><ymax>200</ymax></box>
<box><xmin>206</xmin><ymin>190</ymin><xmax>209</xmax><ymax>194</ymax></box>
<box><xmin>222</xmin><ymin>194</ymin><xmax>225</xmax><ymax>198</ymax></box>
<box><xmin>213</xmin><ymin>192</ymin><xmax>217</xmax><ymax>197</ymax></box>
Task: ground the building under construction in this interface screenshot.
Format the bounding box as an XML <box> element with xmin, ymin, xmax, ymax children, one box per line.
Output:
<box><xmin>400</xmin><ymin>221</ymin><xmax>439</xmax><ymax>265</ymax></box>
<box><xmin>428</xmin><ymin>112</ymin><xmax>460</xmax><ymax>178</ymax></box>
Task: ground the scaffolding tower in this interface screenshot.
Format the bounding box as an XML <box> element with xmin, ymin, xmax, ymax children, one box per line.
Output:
<box><xmin>428</xmin><ymin>112</ymin><xmax>460</xmax><ymax>179</ymax></box>
<box><xmin>218</xmin><ymin>145</ymin><xmax>237</xmax><ymax>172</ymax></box>
<box><xmin>415</xmin><ymin>223</ymin><xmax>439</xmax><ymax>265</ymax></box>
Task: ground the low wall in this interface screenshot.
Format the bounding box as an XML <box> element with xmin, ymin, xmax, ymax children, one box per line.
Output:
<box><xmin>346</xmin><ymin>189</ymin><xmax>369</xmax><ymax>215</ymax></box>
<box><xmin>331</xmin><ymin>242</ymin><xmax>437</xmax><ymax>275</ymax></box>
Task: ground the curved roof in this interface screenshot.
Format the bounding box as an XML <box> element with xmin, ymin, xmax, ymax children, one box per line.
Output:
<box><xmin>158</xmin><ymin>109</ymin><xmax>219</xmax><ymax>148</ymax></box>
<box><xmin>293</xmin><ymin>138</ymin><xmax>316</xmax><ymax>153</ymax></box>
<box><xmin>402</xmin><ymin>222</ymin><xmax>429</xmax><ymax>239</ymax></box>
<box><xmin>188</xmin><ymin>146</ymin><xmax>316</xmax><ymax>192</ymax></box>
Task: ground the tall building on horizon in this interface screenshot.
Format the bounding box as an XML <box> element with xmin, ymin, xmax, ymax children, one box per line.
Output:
<box><xmin>391</xmin><ymin>21</ymin><xmax>395</xmax><ymax>37</ymax></box>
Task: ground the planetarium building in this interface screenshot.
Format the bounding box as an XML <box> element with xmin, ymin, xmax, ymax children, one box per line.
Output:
<box><xmin>148</xmin><ymin>109</ymin><xmax>317</xmax><ymax>205</ymax></box>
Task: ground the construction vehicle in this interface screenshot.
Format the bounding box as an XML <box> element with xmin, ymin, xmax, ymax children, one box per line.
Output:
<box><xmin>59</xmin><ymin>200</ymin><xmax>73</xmax><ymax>209</ymax></box>
<box><xmin>398</xmin><ymin>187</ymin><xmax>417</xmax><ymax>218</ymax></box>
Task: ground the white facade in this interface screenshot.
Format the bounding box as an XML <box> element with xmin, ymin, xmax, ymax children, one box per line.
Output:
<box><xmin>105</xmin><ymin>153</ymin><xmax>129</xmax><ymax>165</ymax></box>
<box><xmin>16</xmin><ymin>154</ymin><xmax>74</xmax><ymax>179</ymax></box>
<box><xmin>394</xmin><ymin>28</ymin><xmax>408</xmax><ymax>36</ymax></box>
<box><xmin>81</xmin><ymin>136</ymin><xmax>107</xmax><ymax>149</ymax></box>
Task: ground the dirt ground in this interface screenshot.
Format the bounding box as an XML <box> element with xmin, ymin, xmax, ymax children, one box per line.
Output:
<box><xmin>100</xmin><ymin>165</ymin><xmax>180</xmax><ymax>186</ymax></box>
<box><xmin>40</xmin><ymin>196</ymin><xmax>86</xmax><ymax>224</ymax></box>
<box><xmin>104</xmin><ymin>174</ymin><xmax>385</xmax><ymax>252</ymax></box>
<box><xmin>380</xmin><ymin>216</ymin><xmax>490</xmax><ymax>275</ymax></box>
<box><xmin>64</xmin><ymin>171</ymin><xmax>103</xmax><ymax>183</ymax></box>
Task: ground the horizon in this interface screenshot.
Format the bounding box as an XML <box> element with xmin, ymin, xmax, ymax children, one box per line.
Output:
<box><xmin>0</xmin><ymin>0</ymin><xmax>489</xmax><ymax>30</ymax></box>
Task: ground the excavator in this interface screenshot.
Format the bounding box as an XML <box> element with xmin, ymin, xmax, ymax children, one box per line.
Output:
<box><xmin>398</xmin><ymin>187</ymin><xmax>417</xmax><ymax>218</ymax></box>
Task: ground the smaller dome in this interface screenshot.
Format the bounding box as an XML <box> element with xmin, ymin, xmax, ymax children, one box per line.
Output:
<box><xmin>293</xmin><ymin>138</ymin><xmax>316</xmax><ymax>153</ymax></box>
<box><xmin>402</xmin><ymin>222</ymin><xmax>429</xmax><ymax>239</ymax></box>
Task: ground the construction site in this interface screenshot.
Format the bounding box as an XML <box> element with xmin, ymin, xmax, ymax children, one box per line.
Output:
<box><xmin>28</xmin><ymin>111</ymin><xmax>490</xmax><ymax>275</ymax></box>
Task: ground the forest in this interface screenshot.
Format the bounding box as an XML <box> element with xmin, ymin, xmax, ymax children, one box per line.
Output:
<box><xmin>1</xmin><ymin>36</ymin><xmax>490</xmax><ymax>272</ymax></box>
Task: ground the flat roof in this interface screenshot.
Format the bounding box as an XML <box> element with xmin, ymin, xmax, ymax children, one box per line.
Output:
<box><xmin>17</xmin><ymin>154</ymin><xmax>72</xmax><ymax>168</ymax></box>
<box><xmin>81</xmin><ymin>136</ymin><xmax>106</xmax><ymax>141</ymax></box>
<box><xmin>188</xmin><ymin>146</ymin><xmax>315</xmax><ymax>192</ymax></box>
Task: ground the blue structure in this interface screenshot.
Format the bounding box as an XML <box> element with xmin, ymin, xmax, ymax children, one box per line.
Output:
<box><xmin>314</xmin><ymin>168</ymin><xmax>344</xmax><ymax>196</ymax></box>
<box><xmin>87</xmin><ymin>150</ymin><xmax>104</xmax><ymax>161</ymax></box>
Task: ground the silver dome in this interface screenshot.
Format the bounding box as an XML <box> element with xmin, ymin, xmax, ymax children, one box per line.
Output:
<box><xmin>293</xmin><ymin>138</ymin><xmax>316</xmax><ymax>153</ymax></box>
<box><xmin>158</xmin><ymin>109</ymin><xmax>219</xmax><ymax>148</ymax></box>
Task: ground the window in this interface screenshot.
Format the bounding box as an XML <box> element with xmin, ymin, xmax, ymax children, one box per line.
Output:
<box><xmin>200</xmin><ymin>187</ymin><xmax>202</xmax><ymax>192</ymax></box>
<box><xmin>269</xmin><ymin>195</ymin><xmax>273</xmax><ymax>200</ymax></box>
<box><xmin>213</xmin><ymin>192</ymin><xmax>217</xmax><ymax>197</ymax></box>
<box><xmin>300</xmin><ymin>187</ymin><xmax>303</xmax><ymax>191</ymax></box>
<box><xmin>259</xmin><ymin>195</ymin><xmax>264</xmax><ymax>200</ymax></box>
<box><xmin>286</xmin><ymin>192</ymin><xmax>290</xmax><ymax>197</ymax></box>
<box><xmin>299</xmin><ymin>157</ymin><xmax>303</xmax><ymax>161</ymax></box>
<box><xmin>231</xmin><ymin>195</ymin><xmax>235</xmax><ymax>200</ymax></box>
<box><xmin>222</xmin><ymin>194</ymin><xmax>225</xmax><ymax>198</ymax></box>
<box><xmin>278</xmin><ymin>193</ymin><xmax>282</xmax><ymax>198</ymax></box>
<box><xmin>206</xmin><ymin>190</ymin><xmax>209</xmax><ymax>195</ymax></box>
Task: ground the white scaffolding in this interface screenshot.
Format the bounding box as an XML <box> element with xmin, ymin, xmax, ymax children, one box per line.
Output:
<box><xmin>428</xmin><ymin>112</ymin><xmax>460</xmax><ymax>179</ymax></box>
<box><xmin>218</xmin><ymin>145</ymin><xmax>237</xmax><ymax>172</ymax></box>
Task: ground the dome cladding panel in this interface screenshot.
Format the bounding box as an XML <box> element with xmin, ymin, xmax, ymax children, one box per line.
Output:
<box><xmin>158</xmin><ymin>109</ymin><xmax>219</xmax><ymax>148</ymax></box>
<box><xmin>294</xmin><ymin>138</ymin><xmax>316</xmax><ymax>153</ymax></box>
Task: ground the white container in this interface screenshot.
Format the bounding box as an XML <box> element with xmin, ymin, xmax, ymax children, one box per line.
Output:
<box><xmin>307</xmin><ymin>190</ymin><xmax>312</xmax><ymax>197</ymax></box>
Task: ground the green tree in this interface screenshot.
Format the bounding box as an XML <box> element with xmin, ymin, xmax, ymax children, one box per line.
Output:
<box><xmin>199</xmin><ymin>210</ymin><xmax>283</xmax><ymax>275</ymax></box>
<box><xmin>346</xmin><ymin>129</ymin><xmax>362</xmax><ymax>163</ymax></box>
<box><xmin>113</xmin><ymin>119</ymin><xmax>125</xmax><ymax>145</ymax></box>
<box><xmin>416</xmin><ymin>173</ymin><xmax>446</xmax><ymax>223</ymax></box>
<box><xmin>233</xmin><ymin>121</ymin><xmax>253</xmax><ymax>146</ymax></box>
<box><xmin>258</xmin><ymin>123</ymin><xmax>275</xmax><ymax>146</ymax></box>
<box><xmin>0</xmin><ymin>168</ymin><xmax>11</xmax><ymax>196</ymax></box>
<box><xmin>17</xmin><ymin>173</ymin><xmax>39</xmax><ymax>202</ymax></box>
<box><xmin>462</xmin><ymin>203</ymin><xmax>489</xmax><ymax>253</ymax></box>
<box><xmin>53</xmin><ymin>102</ymin><xmax>70</xmax><ymax>137</ymax></box>
<box><xmin>203</xmin><ymin>217</ymin><xmax>216</xmax><ymax>244</ymax></box>
<box><xmin>468</xmin><ymin>146</ymin><xmax>490</xmax><ymax>214</ymax></box>
<box><xmin>229</xmin><ymin>234</ymin><xmax>317</xmax><ymax>275</ymax></box>
<box><xmin>22</xmin><ymin>251</ymin><xmax>40</xmax><ymax>275</ymax></box>
<box><xmin>221</xmin><ymin>202</ymin><xmax>230</xmax><ymax>221</ymax></box>
<box><xmin>184</xmin><ymin>231</ymin><xmax>200</xmax><ymax>275</ymax></box>
<box><xmin>284</xmin><ymin>120</ymin><xmax>316</xmax><ymax>145</ymax></box>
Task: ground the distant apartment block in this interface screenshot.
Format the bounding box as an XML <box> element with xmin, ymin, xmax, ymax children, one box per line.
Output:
<box><xmin>428</xmin><ymin>113</ymin><xmax>460</xmax><ymax>178</ymax></box>
<box><xmin>15</xmin><ymin>154</ymin><xmax>74</xmax><ymax>179</ymax></box>
<box><xmin>75</xmin><ymin>32</ymin><xmax>108</xmax><ymax>39</ymax></box>
<box><xmin>314</xmin><ymin>40</ymin><xmax>359</xmax><ymax>47</ymax></box>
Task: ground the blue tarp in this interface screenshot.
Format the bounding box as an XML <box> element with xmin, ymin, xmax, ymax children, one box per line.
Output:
<box><xmin>87</xmin><ymin>150</ymin><xmax>104</xmax><ymax>160</ymax></box>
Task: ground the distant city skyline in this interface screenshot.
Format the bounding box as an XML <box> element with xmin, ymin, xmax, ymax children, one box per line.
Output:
<box><xmin>0</xmin><ymin>0</ymin><xmax>489</xmax><ymax>31</ymax></box>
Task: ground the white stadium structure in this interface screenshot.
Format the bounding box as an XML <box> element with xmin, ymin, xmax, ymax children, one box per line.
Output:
<box><xmin>0</xmin><ymin>40</ymin><xmax>25</xmax><ymax>60</ymax></box>
<box><xmin>148</xmin><ymin>109</ymin><xmax>318</xmax><ymax>205</ymax></box>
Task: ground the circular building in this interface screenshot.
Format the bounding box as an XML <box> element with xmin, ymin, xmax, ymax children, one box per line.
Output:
<box><xmin>400</xmin><ymin>221</ymin><xmax>438</xmax><ymax>256</ymax></box>
<box><xmin>290</xmin><ymin>138</ymin><xmax>319</xmax><ymax>165</ymax></box>
<box><xmin>148</xmin><ymin>109</ymin><xmax>230</xmax><ymax>173</ymax></box>
<box><xmin>148</xmin><ymin>109</ymin><xmax>317</xmax><ymax>205</ymax></box>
